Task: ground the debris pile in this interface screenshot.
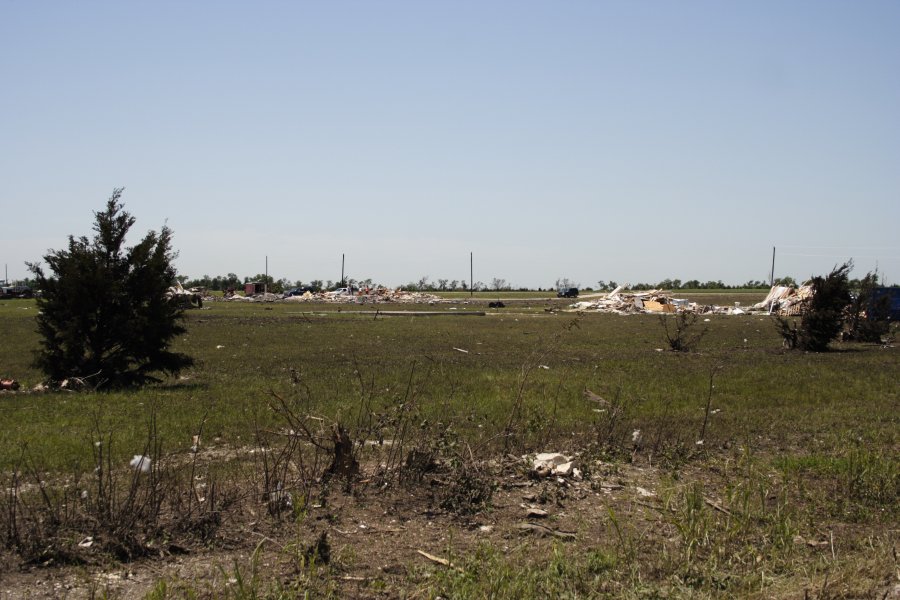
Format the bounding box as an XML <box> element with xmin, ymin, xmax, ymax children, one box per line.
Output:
<box><xmin>571</xmin><ymin>284</ymin><xmax>816</xmax><ymax>316</ymax></box>
<box><xmin>165</xmin><ymin>282</ymin><xmax>204</xmax><ymax>308</ymax></box>
<box><xmin>221</xmin><ymin>288</ymin><xmax>447</xmax><ymax>304</ymax></box>
<box><xmin>312</xmin><ymin>288</ymin><xmax>445</xmax><ymax>304</ymax></box>
<box><xmin>222</xmin><ymin>292</ymin><xmax>280</xmax><ymax>302</ymax></box>
<box><xmin>751</xmin><ymin>285</ymin><xmax>814</xmax><ymax>315</ymax></box>
<box><xmin>528</xmin><ymin>452</ymin><xmax>581</xmax><ymax>480</ymax></box>
<box><xmin>570</xmin><ymin>285</ymin><xmax>720</xmax><ymax>315</ymax></box>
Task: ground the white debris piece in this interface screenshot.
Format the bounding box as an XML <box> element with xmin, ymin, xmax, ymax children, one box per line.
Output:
<box><xmin>531</xmin><ymin>452</ymin><xmax>576</xmax><ymax>477</ymax></box>
<box><xmin>130</xmin><ymin>455</ymin><xmax>151</xmax><ymax>473</ymax></box>
<box><xmin>554</xmin><ymin>461</ymin><xmax>574</xmax><ymax>476</ymax></box>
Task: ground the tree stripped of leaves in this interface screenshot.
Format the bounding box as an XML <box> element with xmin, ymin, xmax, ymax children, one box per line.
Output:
<box><xmin>28</xmin><ymin>189</ymin><xmax>194</xmax><ymax>388</ymax></box>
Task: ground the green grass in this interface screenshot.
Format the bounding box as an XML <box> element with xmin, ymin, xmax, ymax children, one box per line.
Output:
<box><xmin>2</xmin><ymin>296</ymin><xmax>897</xmax><ymax>598</ymax></box>
<box><xmin>1</xmin><ymin>299</ymin><xmax>896</xmax><ymax>474</ymax></box>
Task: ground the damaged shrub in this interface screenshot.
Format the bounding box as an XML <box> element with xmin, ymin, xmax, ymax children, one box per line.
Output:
<box><xmin>659</xmin><ymin>312</ymin><xmax>707</xmax><ymax>352</ymax></box>
<box><xmin>436</xmin><ymin>461</ymin><xmax>495</xmax><ymax>515</ymax></box>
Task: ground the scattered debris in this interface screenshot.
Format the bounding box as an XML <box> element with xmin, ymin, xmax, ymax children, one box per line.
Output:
<box><xmin>129</xmin><ymin>455</ymin><xmax>151</xmax><ymax>473</ymax></box>
<box><xmin>530</xmin><ymin>452</ymin><xmax>576</xmax><ymax>478</ymax></box>
<box><xmin>522</xmin><ymin>505</ymin><xmax>549</xmax><ymax>518</ymax></box>
<box><xmin>268</xmin><ymin>481</ymin><xmax>293</xmax><ymax>510</ymax></box>
<box><xmin>59</xmin><ymin>377</ymin><xmax>88</xmax><ymax>391</ymax></box>
<box><xmin>417</xmin><ymin>550</ymin><xmax>463</xmax><ymax>572</ymax></box>
<box><xmin>793</xmin><ymin>535</ymin><xmax>830</xmax><ymax>548</ymax></box>
<box><xmin>517</xmin><ymin>522</ymin><xmax>576</xmax><ymax>540</ymax></box>
<box><xmin>704</xmin><ymin>497</ymin><xmax>732</xmax><ymax>516</ymax></box>
<box><xmin>1</xmin><ymin>378</ymin><xmax>20</xmax><ymax>391</ymax></box>
<box><xmin>453</xmin><ymin>347</ymin><xmax>469</xmax><ymax>354</ymax></box>
<box><xmin>583</xmin><ymin>389</ymin><xmax>608</xmax><ymax>407</ymax></box>
<box><xmin>224</xmin><ymin>287</ymin><xmax>448</xmax><ymax>305</ymax></box>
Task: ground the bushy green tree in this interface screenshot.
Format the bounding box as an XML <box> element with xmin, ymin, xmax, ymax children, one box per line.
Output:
<box><xmin>28</xmin><ymin>189</ymin><xmax>194</xmax><ymax>388</ymax></box>
<box><xmin>846</xmin><ymin>271</ymin><xmax>892</xmax><ymax>342</ymax></box>
<box><xmin>778</xmin><ymin>262</ymin><xmax>852</xmax><ymax>352</ymax></box>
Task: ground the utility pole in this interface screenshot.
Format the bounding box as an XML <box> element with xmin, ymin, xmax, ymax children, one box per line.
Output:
<box><xmin>769</xmin><ymin>246</ymin><xmax>776</xmax><ymax>287</ymax></box>
<box><xmin>470</xmin><ymin>252</ymin><xmax>473</xmax><ymax>297</ymax></box>
<box><xmin>341</xmin><ymin>253</ymin><xmax>345</xmax><ymax>288</ymax></box>
<box><xmin>265</xmin><ymin>256</ymin><xmax>268</xmax><ymax>294</ymax></box>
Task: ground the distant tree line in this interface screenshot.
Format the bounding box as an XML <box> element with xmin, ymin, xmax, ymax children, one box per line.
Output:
<box><xmin>176</xmin><ymin>272</ymin><xmax>897</xmax><ymax>295</ymax></box>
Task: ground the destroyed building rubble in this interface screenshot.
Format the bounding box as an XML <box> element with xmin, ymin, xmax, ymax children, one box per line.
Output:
<box><xmin>198</xmin><ymin>282</ymin><xmax>819</xmax><ymax>314</ymax></box>
<box><xmin>214</xmin><ymin>287</ymin><xmax>448</xmax><ymax>305</ymax></box>
<box><xmin>750</xmin><ymin>284</ymin><xmax>815</xmax><ymax>316</ymax></box>
<box><xmin>568</xmin><ymin>284</ymin><xmax>816</xmax><ymax>316</ymax></box>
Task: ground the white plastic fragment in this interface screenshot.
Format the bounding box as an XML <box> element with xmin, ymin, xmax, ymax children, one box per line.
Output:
<box><xmin>130</xmin><ymin>455</ymin><xmax>151</xmax><ymax>473</ymax></box>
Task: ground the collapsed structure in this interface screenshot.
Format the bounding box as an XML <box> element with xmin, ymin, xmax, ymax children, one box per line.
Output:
<box><xmin>165</xmin><ymin>282</ymin><xmax>204</xmax><ymax>308</ymax></box>
<box><xmin>197</xmin><ymin>282</ymin><xmax>842</xmax><ymax>316</ymax></box>
<box><xmin>750</xmin><ymin>285</ymin><xmax>815</xmax><ymax>316</ymax></box>
<box><xmin>570</xmin><ymin>284</ymin><xmax>816</xmax><ymax>316</ymax></box>
<box><xmin>219</xmin><ymin>287</ymin><xmax>447</xmax><ymax>305</ymax></box>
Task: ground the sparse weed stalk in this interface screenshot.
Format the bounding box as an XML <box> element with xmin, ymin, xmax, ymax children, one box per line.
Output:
<box><xmin>0</xmin><ymin>403</ymin><xmax>235</xmax><ymax>564</ymax></box>
<box><xmin>593</xmin><ymin>387</ymin><xmax>633</xmax><ymax>454</ymax></box>
<box><xmin>501</xmin><ymin>316</ymin><xmax>581</xmax><ymax>453</ymax></box>
<box><xmin>844</xmin><ymin>446</ymin><xmax>899</xmax><ymax>509</ymax></box>
<box><xmin>666</xmin><ymin>481</ymin><xmax>712</xmax><ymax>565</ymax></box>
<box><xmin>607</xmin><ymin>506</ymin><xmax>636</xmax><ymax>563</ymax></box>
<box><xmin>425</xmin><ymin>540</ymin><xmax>624</xmax><ymax>598</ymax></box>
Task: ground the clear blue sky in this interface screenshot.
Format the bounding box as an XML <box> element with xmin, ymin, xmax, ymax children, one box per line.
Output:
<box><xmin>3</xmin><ymin>1</ymin><xmax>899</xmax><ymax>288</ymax></box>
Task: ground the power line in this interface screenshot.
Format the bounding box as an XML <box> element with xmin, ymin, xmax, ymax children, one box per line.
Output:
<box><xmin>778</xmin><ymin>253</ymin><xmax>900</xmax><ymax>259</ymax></box>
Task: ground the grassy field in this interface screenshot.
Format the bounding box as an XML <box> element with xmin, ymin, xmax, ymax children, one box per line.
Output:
<box><xmin>0</xmin><ymin>296</ymin><xmax>897</xmax><ymax>598</ymax></box>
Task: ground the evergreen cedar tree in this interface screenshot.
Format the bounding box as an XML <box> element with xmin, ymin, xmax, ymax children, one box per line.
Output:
<box><xmin>779</xmin><ymin>262</ymin><xmax>853</xmax><ymax>352</ymax></box>
<box><xmin>28</xmin><ymin>189</ymin><xmax>194</xmax><ymax>388</ymax></box>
